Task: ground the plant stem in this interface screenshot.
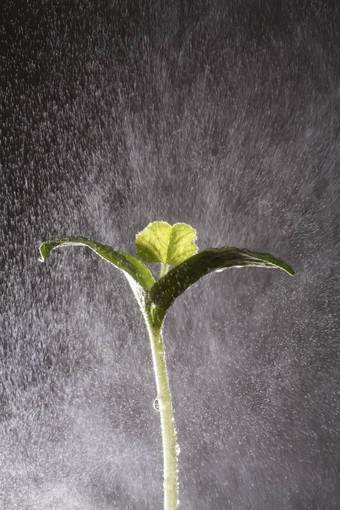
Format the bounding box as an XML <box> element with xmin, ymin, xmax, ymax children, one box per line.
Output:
<box><xmin>146</xmin><ymin>311</ymin><xmax>178</xmax><ymax>510</ymax></box>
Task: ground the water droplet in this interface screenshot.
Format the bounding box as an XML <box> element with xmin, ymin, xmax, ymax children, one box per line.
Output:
<box><xmin>153</xmin><ymin>398</ymin><xmax>160</xmax><ymax>411</ymax></box>
<box><xmin>175</xmin><ymin>443</ymin><xmax>181</xmax><ymax>456</ymax></box>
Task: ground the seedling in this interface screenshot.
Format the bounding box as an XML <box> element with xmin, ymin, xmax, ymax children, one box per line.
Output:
<box><xmin>39</xmin><ymin>221</ymin><xmax>294</xmax><ymax>509</ymax></box>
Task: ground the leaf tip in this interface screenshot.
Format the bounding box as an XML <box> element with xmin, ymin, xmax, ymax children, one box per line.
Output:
<box><xmin>287</xmin><ymin>265</ymin><xmax>295</xmax><ymax>276</ymax></box>
<box><xmin>39</xmin><ymin>242</ymin><xmax>50</xmax><ymax>261</ymax></box>
<box><xmin>276</xmin><ymin>258</ymin><xmax>294</xmax><ymax>276</ymax></box>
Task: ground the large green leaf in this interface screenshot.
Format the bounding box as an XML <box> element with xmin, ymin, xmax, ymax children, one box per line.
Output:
<box><xmin>39</xmin><ymin>236</ymin><xmax>155</xmax><ymax>292</ymax></box>
<box><xmin>150</xmin><ymin>247</ymin><xmax>294</xmax><ymax>314</ymax></box>
<box><xmin>135</xmin><ymin>221</ymin><xmax>198</xmax><ymax>266</ymax></box>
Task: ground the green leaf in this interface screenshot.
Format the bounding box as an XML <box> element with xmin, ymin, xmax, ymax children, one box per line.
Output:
<box><xmin>39</xmin><ymin>236</ymin><xmax>155</xmax><ymax>292</ymax></box>
<box><xmin>150</xmin><ymin>247</ymin><xmax>294</xmax><ymax>315</ymax></box>
<box><xmin>135</xmin><ymin>221</ymin><xmax>198</xmax><ymax>266</ymax></box>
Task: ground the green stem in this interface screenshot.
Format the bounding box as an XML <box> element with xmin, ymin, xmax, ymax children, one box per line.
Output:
<box><xmin>146</xmin><ymin>309</ymin><xmax>178</xmax><ymax>510</ymax></box>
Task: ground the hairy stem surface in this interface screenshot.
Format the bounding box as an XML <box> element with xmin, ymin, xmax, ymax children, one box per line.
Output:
<box><xmin>146</xmin><ymin>311</ymin><xmax>178</xmax><ymax>510</ymax></box>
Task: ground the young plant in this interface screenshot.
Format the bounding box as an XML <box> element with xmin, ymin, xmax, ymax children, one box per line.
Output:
<box><xmin>39</xmin><ymin>221</ymin><xmax>294</xmax><ymax>510</ymax></box>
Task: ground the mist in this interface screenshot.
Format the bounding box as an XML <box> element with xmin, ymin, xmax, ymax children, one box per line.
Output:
<box><xmin>1</xmin><ymin>1</ymin><xmax>339</xmax><ymax>508</ymax></box>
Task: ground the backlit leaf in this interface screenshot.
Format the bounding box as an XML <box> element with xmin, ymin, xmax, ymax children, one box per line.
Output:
<box><xmin>135</xmin><ymin>221</ymin><xmax>198</xmax><ymax>266</ymax></box>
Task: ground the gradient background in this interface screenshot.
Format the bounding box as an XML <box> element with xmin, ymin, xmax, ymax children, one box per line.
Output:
<box><xmin>1</xmin><ymin>1</ymin><xmax>339</xmax><ymax>509</ymax></box>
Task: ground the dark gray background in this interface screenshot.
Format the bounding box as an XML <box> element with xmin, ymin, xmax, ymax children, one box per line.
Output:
<box><xmin>1</xmin><ymin>1</ymin><xmax>339</xmax><ymax>509</ymax></box>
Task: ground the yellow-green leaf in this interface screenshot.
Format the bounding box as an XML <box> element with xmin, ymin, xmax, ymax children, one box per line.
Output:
<box><xmin>135</xmin><ymin>221</ymin><xmax>198</xmax><ymax>266</ymax></box>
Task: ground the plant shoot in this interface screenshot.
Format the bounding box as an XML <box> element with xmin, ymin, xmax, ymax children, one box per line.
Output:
<box><xmin>40</xmin><ymin>221</ymin><xmax>294</xmax><ymax>509</ymax></box>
